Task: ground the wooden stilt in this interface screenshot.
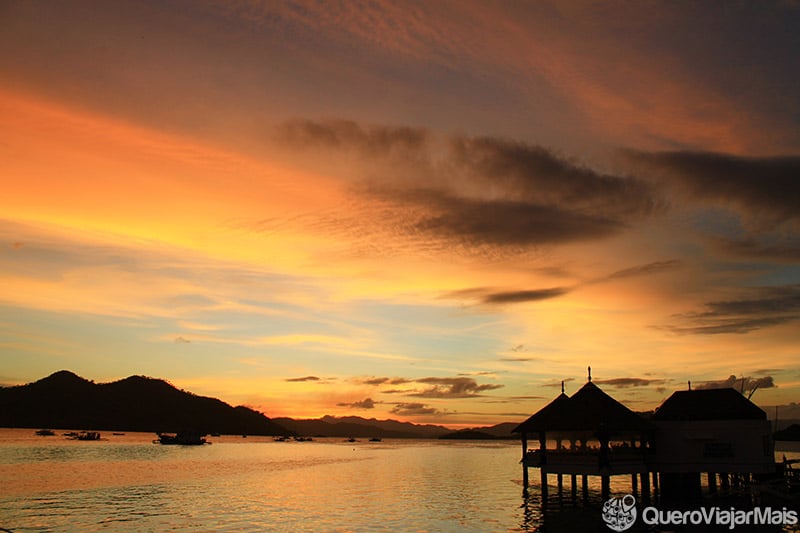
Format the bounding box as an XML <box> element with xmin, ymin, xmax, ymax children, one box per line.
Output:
<box><xmin>631</xmin><ymin>473</ymin><xmax>638</xmax><ymax>495</ymax></box>
<box><xmin>652</xmin><ymin>471</ymin><xmax>659</xmax><ymax>499</ymax></box>
<box><xmin>641</xmin><ymin>471</ymin><xmax>650</xmax><ymax>504</ymax></box>
<box><xmin>557</xmin><ymin>473</ymin><xmax>563</xmax><ymax>496</ymax></box>
<box><xmin>708</xmin><ymin>472</ymin><xmax>717</xmax><ymax>493</ymax></box>
<box><xmin>541</xmin><ymin>470</ymin><xmax>549</xmax><ymax>501</ymax></box>
<box><xmin>721</xmin><ymin>473</ymin><xmax>730</xmax><ymax>490</ymax></box>
<box><xmin>571</xmin><ymin>474</ymin><xmax>577</xmax><ymax>502</ymax></box>
<box><xmin>601</xmin><ymin>475</ymin><xmax>610</xmax><ymax>500</ymax></box>
<box><xmin>521</xmin><ymin>432</ymin><xmax>529</xmax><ymax>490</ymax></box>
<box><xmin>582</xmin><ymin>474</ymin><xmax>589</xmax><ymax>502</ymax></box>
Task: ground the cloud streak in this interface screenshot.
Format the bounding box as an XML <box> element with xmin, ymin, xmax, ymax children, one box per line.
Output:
<box><xmin>664</xmin><ymin>285</ymin><xmax>800</xmax><ymax>335</ymax></box>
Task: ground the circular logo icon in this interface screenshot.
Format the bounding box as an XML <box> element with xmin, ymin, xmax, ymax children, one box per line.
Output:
<box><xmin>602</xmin><ymin>494</ymin><xmax>637</xmax><ymax>531</ymax></box>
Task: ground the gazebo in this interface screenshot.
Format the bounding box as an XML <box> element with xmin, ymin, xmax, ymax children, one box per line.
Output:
<box><xmin>513</xmin><ymin>368</ymin><xmax>653</xmax><ymax>500</ymax></box>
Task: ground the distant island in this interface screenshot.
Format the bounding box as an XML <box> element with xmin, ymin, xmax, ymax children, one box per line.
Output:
<box><xmin>0</xmin><ymin>371</ymin><xmax>516</xmax><ymax>439</ymax></box>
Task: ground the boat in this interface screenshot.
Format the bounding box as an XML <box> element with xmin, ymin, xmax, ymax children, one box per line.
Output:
<box><xmin>155</xmin><ymin>431</ymin><xmax>208</xmax><ymax>445</ymax></box>
<box><xmin>75</xmin><ymin>431</ymin><xmax>101</xmax><ymax>441</ymax></box>
<box><xmin>35</xmin><ymin>429</ymin><xmax>55</xmax><ymax>436</ymax></box>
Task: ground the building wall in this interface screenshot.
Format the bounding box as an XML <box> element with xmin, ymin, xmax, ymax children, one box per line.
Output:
<box><xmin>653</xmin><ymin>419</ymin><xmax>774</xmax><ymax>473</ymax></box>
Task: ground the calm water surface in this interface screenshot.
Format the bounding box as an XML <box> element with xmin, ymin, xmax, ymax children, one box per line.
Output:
<box><xmin>1</xmin><ymin>429</ymin><xmax>799</xmax><ymax>532</ymax></box>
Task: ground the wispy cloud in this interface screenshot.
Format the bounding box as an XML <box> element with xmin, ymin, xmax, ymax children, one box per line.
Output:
<box><xmin>663</xmin><ymin>285</ymin><xmax>800</xmax><ymax>335</ymax></box>
<box><xmin>356</xmin><ymin>376</ymin><xmax>413</xmax><ymax>386</ymax></box>
<box><xmin>695</xmin><ymin>374</ymin><xmax>776</xmax><ymax>392</ymax></box>
<box><xmin>593</xmin><ymin>377</ymin><xmax>669</xmax><ymax>388</ymax></box>
<box><xmin>604</xmin><ymin>260</ymin><xmax>683</xmax><ymax>281</ymax></box>
<box><xmin>286</xmin><ymin>376</ymin><xmax>321</xmax><ymax>382</ymax></box>
<box><xmin>275</xmin><ymin>120</ymin><xmax>661</xmax><ymax>250</ymax></box>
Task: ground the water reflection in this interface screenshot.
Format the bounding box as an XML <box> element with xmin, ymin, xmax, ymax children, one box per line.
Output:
<box><xmin>1</xmin><ymin>431</ymin><xmax>799</xmax><ymax>532</ymax></box>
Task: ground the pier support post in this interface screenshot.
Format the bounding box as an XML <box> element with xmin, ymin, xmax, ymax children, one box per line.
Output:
<box><xmin>557</xmin><ymin>473</ymin><xmax>563</xmax><ymax>497</ymax></box>
<box><xmin>571</xmin><ymin>474</ymin><xmax>577</xmax><ymax>502</ymax></box>
<box><xmin>641</xmin><ymin>471</ymin><xmax>651</xmax><ymax>504</ymax></box>
<box><xmin>601</xmin><ymin>475</ymin><xmax>610</xmax><ymax>501</ymax></box>
<box><xmin>652</xmin><ymin>471</ymin><xmax>659</xmax><ymax>499</ymax></box>
<box><xmin>541</xmin><ymin>470</ymin><xmax>548</xmax><ymax>501</ymax></box>
<box><xmin>720</xmin><ymin>473</ymin><xmax>730</xmax><ymax>490</ymax></box>
<box><xmin>631</xmin><ymin>473</ymin><xmax>638</xmax><ymax>495</ymax></box>
<box><xmin>521</xmin><ymin>432</ymin><xmax>529</xmax><ymax>490</ymax></box>
<box><xmin>708</xmin><ymin>472</ymin><xmax>717</xmax><ymax>494</ymax></box>
<box><xmin>582</xmin><ymin>474</ymin><xmax>589</xmax><ymax>502</ymax></box>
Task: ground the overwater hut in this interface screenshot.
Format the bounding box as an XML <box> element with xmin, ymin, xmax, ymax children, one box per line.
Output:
<box><xmin>513</xmin><ymin>368</ymin><xmax>652</xmax><ymax>500</ymax></box>
<box><xmin>651</xmin><ymin>388</ymin><xmax>774</xmax><ymax>499</ymax></box>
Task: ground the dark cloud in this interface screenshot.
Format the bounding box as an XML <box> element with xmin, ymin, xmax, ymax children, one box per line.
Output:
<box><xmin>337</xmin><ymin>398</ymin><xmax>376</xmax><ymax>409</ymax></box>
<box><xmin>387</xmin><ymin>187</ymin><xmax>625</xmax><ymax>246</ymax></box>
<box><xmin>499</xmin><ymin>356</ymin><xmax>537</xmax><ymax>362</ymax></box>
<box><xmin>443</xmin><ymin>285</ymin><xmax>571</xmax><ymax>306</ymax></box>
<box><xmin>664</xmin><ymin>284</ymin><xmax>800</xmax><ymax>335</ymax></box>
<box><xmin>593</xmin><ymin>377</ymin><xmax>669</xmax><ymax>388</ymax></box>
<box><xmin>277</xmin><ymin>120</ymin><xmax>661</xmax><ymax>249</ymax></box>
<box><xmin>623</xmin><ymin>150</ymin><xmax>800</xmax><ymax>225</ymax></box>
<box><xmin>411</xmin><ymin>377</ymin><xmax>503</xmax><ymax>398</ymax></box>
<box><xmin>482</xmin><ymin>287</ymin><xmax>571</xmax><ymax>305</ymax></box>
<box><xmin>695</xmin><ymin>374</ymin><xmax>776</xmax><ymax>393</ymax></box>
<box><xmin>605</xmin><ymin>260</ymin><xmax>682</xmax><ymax>280</ymax></box>
<box><xmin>389</xmin><ymin>402</ymin><xmax>441</xmax><ymax>416</ymax></box>
<box><xmin>448</xmin><ymin>136</ymin><xmax>659</xmax><ymax>219</ymax></box>
<box><xmin>285</xmin><ymin>376</ymin><xmax>320</xmax><ymax>382</ymax></box>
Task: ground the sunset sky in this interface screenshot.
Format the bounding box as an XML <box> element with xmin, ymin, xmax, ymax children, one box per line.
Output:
<box><xmin>1</xmin><ymin>1</ymin><xmax>799</xmax><ymax>427</ymax></box>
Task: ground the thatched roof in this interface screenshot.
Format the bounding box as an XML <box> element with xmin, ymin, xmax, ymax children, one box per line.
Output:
<box><xmin>513</xmin><ymin>381</ymin><xmax>649</xmax><ymax>435</ymax></box>
<box><xmin>652</xmin><ymin>388</ymin><xmax>766</xmax><ymax>421</ymax></box>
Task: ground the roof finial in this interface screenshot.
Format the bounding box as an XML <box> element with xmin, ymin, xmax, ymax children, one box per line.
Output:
<box><xmin>588</xmin><ymin>366</ymin><xmax>592</xmax><ymax>382</ymax></box>
<box><xmin>561</xmin><ymin>380</ymin><xmax>565</xmax><ymax>394</ymax></box>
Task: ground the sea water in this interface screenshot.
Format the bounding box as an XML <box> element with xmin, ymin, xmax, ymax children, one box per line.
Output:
<box><xmin>1</xmin><ymin>429</ymin><xmax>798</xmax><ymax>532</ymax></box>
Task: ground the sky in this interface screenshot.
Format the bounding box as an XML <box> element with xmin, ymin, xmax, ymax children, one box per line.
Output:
<box><xmin>1</xmin><ymin>1</ymin><xmax>799</xmax><ymax>427</ymax></box>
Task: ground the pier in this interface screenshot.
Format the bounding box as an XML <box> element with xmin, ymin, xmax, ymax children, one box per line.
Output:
<box><xmin>514</xmin><ymin>368</ymin><xmax>775</xmax><ymax>503</ymax></box>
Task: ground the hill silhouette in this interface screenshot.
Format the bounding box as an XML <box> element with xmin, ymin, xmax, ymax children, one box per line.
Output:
<box><xmin>0</xmin><ymin>370</ymin><xmax>288</xmax><ymax>435</ymax></box>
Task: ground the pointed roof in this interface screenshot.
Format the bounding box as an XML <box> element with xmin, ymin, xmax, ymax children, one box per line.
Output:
<box><xmin>513</xmin><ymin>381</ymin><xmax>649</xmax><ymax>434</ymax></box>
<box><xmin>512</xmin><ymin>392</ymin><xmax>570</xmax><ymax>433</ymax></box>
<box><xmin>560</xmin><ymin>381</ymin><xmax>649</xmax><ymax>432</ymax></box>
<box><xmin>652</xmin><ymin>388</ymin><xmax>766</xmax><ymax>421</ymax></box>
